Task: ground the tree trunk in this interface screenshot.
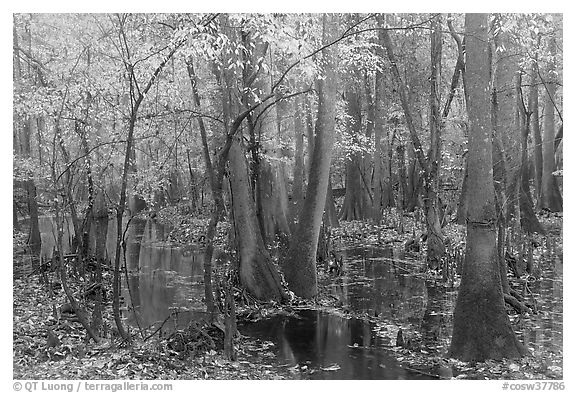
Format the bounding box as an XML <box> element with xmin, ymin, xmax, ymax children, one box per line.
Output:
<box><xmin>259</xmin><ymin>158</ymin><xmax>292</xmax><ymax>243</ymax></box>
<box><xmin>304</xmin><ymin>94</ymin><xmax>338</xmax><ymax>229</ymax></box>
<box><xmin>449</xmin><ymin>14</ymin><xmax>527</xmax><ymax>361</ymax></box>
<box><xmin>539</xmin><ymin>23</ymin><xmax>563</xmax><ymax>212</ymax></box>
<box><xmin>26</xmin><ymin>175</ymin><xmax>42</xmax><ymax>255</ymax></box>
<box><xmin>228</xmin><ymin>138</ymin><xmax>286</xmax><ymax>301</ymax></box>
<box><xmin>187</xmin><ymin>56</ymin><xmax>218</xmax><ymax>316</ymax></box>
<box><xmin>112</xmin><ymin>112</ymin><xmax>137</xmax><ymax>342</ymax></box>
<box><xmin>517</xmin><ymin>74</ymin><xmax>544</xmax><ymax>234</ymax></box>
<box><xmin>382</xmin><ymin>22</ymin><xmax>445</xmax><ymax>263</ymax></box>
<box><xmin>405</xmin><ymin>148</ymin><xmax>420</xmax><ymax>212</ymax></box>
<box><xmin>13</xmin><ymin>22</ymin><xmax>41</xmax><ymax>254</ymax></box>
<box><xmin>325</xmin><ymin>177</ymin><xmax>339</xmax><ymax>227</ymax></box>
<box><xmin>91</xmin><ymin>189</ymin><xmax>108</xmax><ymax>334</ymax></box>
<box><xmin>339</xmin><ymin>153</ymin><xmax>370</xmax><ymax>221</ymax></box>
<box><xmin>530</xmin><ymin>54</ymin><xmax>543</xmax><ymax>207</ymax></box>
<box><xmin>243</xmin><ymin>36</ymin><xmax>291</xmax><ymax>244</ymax></box>
<box><xmin>339</xmin><ymin>88</ymin><xmax>371</xmax><ymax>221</ymax></box>
<box><xmin>304</xmin><ymin>95</ymin><xmax>315</xmax><ymax>180</ymax></box>
<box><xmin>425</xmin><ymin>15</ymin><xmax>445</xmax><ymax>268</ymax></box>
<box><xmin>283</xmin><ymin>14</ymin><xmax>339</xmax><ymax>298</ymax></box>
<box><xmin>456</xmin><ymin>157</ymin><xmax>468</xmax><ymax>225</ymax></box>
<box><xmin>292</xmin><ymin>95</ymin><xmax>306</xmax><ymax>220</ymax></box>
<box><xmin>372</xmin><ymin>63</ymin><xmax>392</xmax><ymax>221</ymax></box>
<box><xmin>493</xmin><ymin>19</ymin><xmax>521</xmax><ymax>226</ymax></box>
<box><xmin>396</xmin><ymin>144</ymin><xmax>407</xmax><ymax>212</ymax></box>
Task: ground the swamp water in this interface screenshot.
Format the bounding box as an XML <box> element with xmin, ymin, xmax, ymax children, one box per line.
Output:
<box><xmin>36</xmin><ymin>216</ymin><xmax>563</xmax><ymax>379</ymax></box>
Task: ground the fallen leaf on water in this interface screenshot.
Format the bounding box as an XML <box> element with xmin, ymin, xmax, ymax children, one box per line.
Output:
<box><xmin>321</xmin><ymin>364</ymin><xmax>341</xmax><ymax>371</ymax></box>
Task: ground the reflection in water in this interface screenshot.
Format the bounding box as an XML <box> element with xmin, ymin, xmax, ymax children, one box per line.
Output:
<box><xmin>239</xmin><ymin>309</ymin><xmax>431</xmax><ymax>380</ymax></box>
<box><xmin>120</xmin><ymin>219</ymin><xmax>215</xmax><ymax>332</ymax></box>
<box><xmin>40</xmin><ymin>216</ymin><xmax>223</xmax><ymax>333</ymax></box>
<box><xmin>36</xmin><ymin>216</ymin><xmax>562</xmax><ymax>378</ymax></box>
<box><xmin>329</xmin><ymin>246</ymin><xmax>432</xmax><ymax>326</ymax></box>
<box><xmin>38</xmin><ymin>215</ymin><xmax>75</xmax><ymax>259</ymax></box>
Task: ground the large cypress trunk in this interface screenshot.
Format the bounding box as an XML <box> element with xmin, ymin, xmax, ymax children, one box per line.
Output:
<box><xmin>339</xmin><ymin>88</ymin><xmax>371</xmax><ymax>221</ymax></box>
<box><xmin>283</xmin><ymin>14</ymin><xmax>339</xmax><ymax>298</ymax></box>
<box><xmin>229</xmin><ymin>138</ymin><xmax>286</xmax><ymax>301</ymax></box>
<box><xmin>449</xmin><ymin>13</ymin><xmax>527</xmax><ymax>361</ymax></box>
<box><xmin>339</xmin><ymin>152</ymin><xmax>370</xmax><ymax>221</ymax></box>
<box><xmin>259</xmin><ymin>159</ymin><xmax>291</xmax><ymax>243</ymax></box>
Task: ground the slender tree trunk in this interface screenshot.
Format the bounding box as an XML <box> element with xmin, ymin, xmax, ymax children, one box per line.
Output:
<box><xmin>112</xmin><ymin>113</ymin><xmax>137</xmax><ymax>342</ymax></box>
<box><xmin>456</xmin><ymin>157</ymin><xmax>468</xmax><ymax>225</ymax></box>
<box><xmin>26</xmin><ymin>172</ymin><xmax>42</xmax><ymax>255</ymax></box>
<box><xmin>425</xmin><ymin>15</ymin><xmax>445</xmax><ymax>268</ymax></box>
<box><xmin>383</xmin><ymin>20</ymin><xmax>445</xmax><ymax>263</ymax></box>
<box><xmin>490</xmin><ymin>44</ymin><xmax>512</xmax><ymax>297</ymax></box>
<box><xmin>446</xmin><ymin>15</ymin><xmax>466</xmax><ymax>225</ymax></box>
<box><xmin>186</xmin><ymin>57</ymin><xmax>218</xmax><ymax>316</ymax></box>
<box><xmin>283</xmin><ymin>14</ymin><xmax>339</xmax><ymax>298</ymax></box>
<box><xmin>449</xmin><ymin>14</ymin><xmax>527</xmax><ymax>361</ymax></box>
<box><xmin>405</xmin><ymin>149</ymin><xmax>420</xmax><ymax>212</ymax></box>
<box><xmin>91</xmin><ymin>189</ymin><xmax>108</xmax><ymax>334</ymax></box>
<box><xmin>13</xmin><ymin>202</ymin><xmax>20</xmax><ymax>231</ymax></box>
<box><xmin>325</xmin><ymin>177</ymin><xmax>339</xmax><ymax>227</ymax></box>
<box><xmin>530</xmin><ymin>51</ymin><xmax>543</xmax><ymax>207</ymax></box>
<box><xmin>517</xmin><ymin>74</ymin><xmax>544</xmax><ymax>234</ymax></box>
<box><xmin>493</xmin><ymin>19</ymin><xmax>521</xmax><ymax>226</ymax></box>
<box><xmin>364</xmin><ymin>70</ymin><xmax>378</xmax><ymax>218</ymax></box>
<box><xmin>111</xmin><ymin>18</ymin><xmax>182</xmax><ymax>338</ymax></box>
<box><xmin>373</xmin><ymin>68</ymin><xmax>385</xmax><ymax>222</ymax></box>
<box><xmin>13</xmin><ymin>22</ymin><xmax>41</xmax><ymax>254</ymax></box>
<box><xmin>397</xmin><ymin>144</ymin><xmax>407</xmax><ymax>212</ymax></box>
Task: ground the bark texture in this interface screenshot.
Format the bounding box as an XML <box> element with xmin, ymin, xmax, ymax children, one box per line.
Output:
<box><xmin>530</xmin><ymin>57</ymin><xmax>543</xmax><ymax>206</ymax></box>
<box><xmin>229</xmin><ymin>138</ymin><xmax>286</xmax><ymax>301</ymax></box>
<box><xmin>291</xmin><ymin>95</ymin><xmax>306</xmax><ymax>220</ymax></box>
<box><xmin>283</xmin><ymin>14</ymin><xmax>339</xmax><ymax>298</ymax></box>
<box><xmin>449</xmin><ymin>13</ymin><xmax>527</xmax><ymax>361</ymax></box>
<box><xmin>339</xmin><ymin>88</ymin><xmax>371</xmax><ymax>221</ymax></box>
<box><xmin>425</xmin><ymin>15</ymin><xmax>445</xmax><ymax>268</ymax></box>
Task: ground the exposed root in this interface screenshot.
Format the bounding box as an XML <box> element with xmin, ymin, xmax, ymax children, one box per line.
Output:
<box><xmin>504</xmin><ymin>293</ymin><xmax>531</xmax><ymax>314</ymax></box>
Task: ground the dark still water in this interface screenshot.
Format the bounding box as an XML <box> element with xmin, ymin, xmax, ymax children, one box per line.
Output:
<box><xmin>118</xmin><ymin>218</ymin><xmax>228</xmax><ymax>330</ymax></box>
<box><xmin>34</xmin><ymin>216</ymin><xmax>563</xmax><ymax>378</ymax></box>
<box><xmin>237</xmin><ymin>309</ymin><xmax>432</xmax><ymax>379</ymax></box>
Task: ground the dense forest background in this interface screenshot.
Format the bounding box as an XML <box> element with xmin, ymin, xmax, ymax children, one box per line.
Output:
<box><xmin>12</xmin><ymin>13</ymin><xmax>563</xmax><ymax>380</ymax></box>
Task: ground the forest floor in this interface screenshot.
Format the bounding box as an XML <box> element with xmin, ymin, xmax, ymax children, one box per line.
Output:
<box><xmin>13</xmin><ymin>206</ymin><xmax>563</xmax><ymax>380</ymax></box>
